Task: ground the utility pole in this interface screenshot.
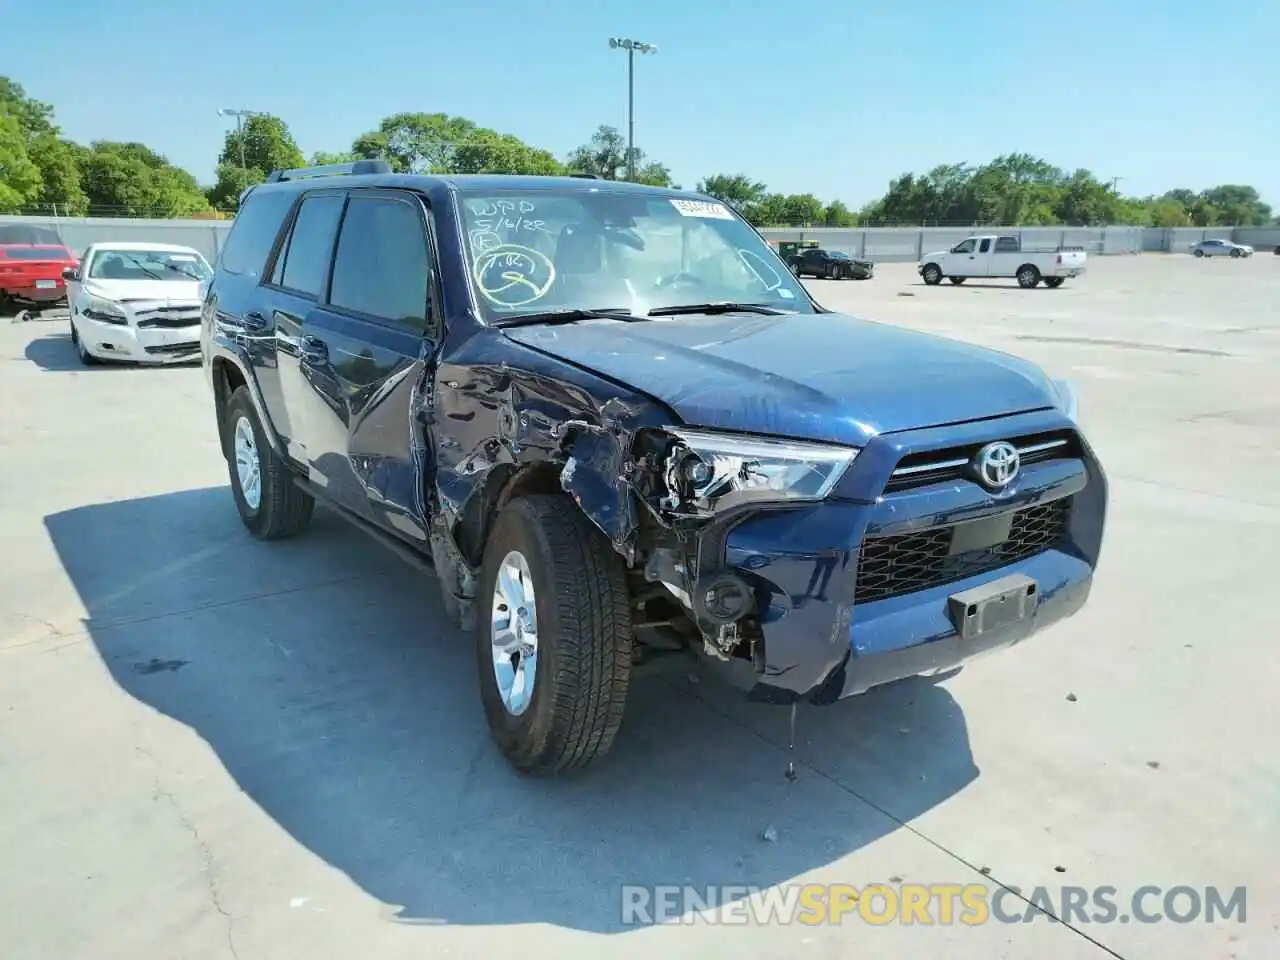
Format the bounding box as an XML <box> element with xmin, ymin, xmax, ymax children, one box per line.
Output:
<box><xmin>217</xmin><ymin>108</ymin><xmax>257</xmax><ymax>176</ymax></box>
<box><xmin>609</xmin><ymin>37</ymin><xmax>657</xmax><ymax>180</ymax></box>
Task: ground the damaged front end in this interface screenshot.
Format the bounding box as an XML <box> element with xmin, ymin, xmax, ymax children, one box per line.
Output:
<box><xmin>617</xmin><ymin>427</ymin><xmax>859</xmax><ymax>682</ymax></box>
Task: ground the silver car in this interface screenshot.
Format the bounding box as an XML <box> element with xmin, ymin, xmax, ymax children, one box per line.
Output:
<box><xmin>1190</xmin><ymin>238</ymin><xmax>1254</xmax><ymax>258</ymax></box>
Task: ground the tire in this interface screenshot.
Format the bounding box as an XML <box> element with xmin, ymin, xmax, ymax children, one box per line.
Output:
<box><xmin>476</xmin><ymin>494</ymin><xmax>633</xmax><ymax>774</ymax></box>
<box><xmin>791</xmin><ymin>262</ymin><xmax>802</xmax><ymax>277</ymax></box>
<box><xmin>827</xmin><ymin>262</ymin><xmax>839</xmax><ymax>280</ymax></box>
<box><xmin>1016</xmin><ymin>264</ymin><xmax>1041</xmax><ymax>288</ymax></box>
<box><xmin>948</xmin><ymin>277</ymin><xmax>966</xmax><ymax>285</ymax></box>
<box><xmin>1044</xmin><ymin>277</ymin><xmax>1065</xmax><ymax>289</ymax></box>
<box><xmin>1230</xmin><ymin>248</ymin><xmax>1242</xmax><ymax>258</ymax></box>
<box><xmin>1193</xmin><ymin>248</ymin><xmax>1204</xmax><ymax>258</ymax></box>
<box><xmin>921</xmin><ymin>263</ymin><xmax>943</xmax><ymax>285</ymax></box>
<box><xmin>224</xmin><ymin>386</ymin><xmax>314</xmax><ymax>539</ymax></box>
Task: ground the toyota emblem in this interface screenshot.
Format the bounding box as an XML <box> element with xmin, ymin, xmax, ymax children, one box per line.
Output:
<box><xmin>974</xmin><ymin>441</ymin><xmax>1020</xmax><ymax>488</ymax></box>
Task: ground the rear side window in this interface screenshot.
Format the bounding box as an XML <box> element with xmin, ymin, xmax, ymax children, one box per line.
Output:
<box><xmin>274</xmin><ymin>194</ymin><xmax>344</xmax><ymax>298</ymax></box>
<box><xmin>995</xmin><ymin>237</ymin><xmax>1019</xmax><ymax>252</ymax></box>
<box><xmin>218</xmin><ymin>189</ymin><xmax>294</xmax><ymax>278</ymax></box>
<box><xmin>329</xmin><ymin>195</ymin><xmax>430</xmax><ymax>330</ymax></box>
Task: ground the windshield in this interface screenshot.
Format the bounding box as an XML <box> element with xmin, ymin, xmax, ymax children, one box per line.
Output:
<box><xmin>88</xmin><ymin>249</ymin><xmax>212</xmax><ymax>282</ymax></box>
<box><xmin>457</xmin><ymin>188</ymin><xmax>813</xmax><ymax>320</ymax></box>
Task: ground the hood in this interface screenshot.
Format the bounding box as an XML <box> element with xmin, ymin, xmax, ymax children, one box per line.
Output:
<box><xmin>84</xmin><ymin>278</ymin><xmax>202</xmax><ymax>304</ymax></box>
<box><xmin>503</xmin><ymin>312</ymin><xmax>1057</xmax><ymax>446</ymax></box>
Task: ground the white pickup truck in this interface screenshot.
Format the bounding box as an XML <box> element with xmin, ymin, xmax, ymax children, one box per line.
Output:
<box><xmin>918</xmin><ymin>234</ymin><xmax>1087</xmax><ymax>289</ymax></box>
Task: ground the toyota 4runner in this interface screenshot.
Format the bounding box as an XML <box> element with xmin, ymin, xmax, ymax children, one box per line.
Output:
<box><xmin>201</xmin><ymin>162</ymin><xmax>1108</xmax><ymax>774</ymax></box>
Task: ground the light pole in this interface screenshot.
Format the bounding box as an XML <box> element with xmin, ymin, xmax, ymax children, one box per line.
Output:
<box><xmin>216</xmin><ymin>108</ymin><xmax>256</xmax><ymax>175</ymax></box>
<box><xmin>608</xmin><ymin>37</ymin><xmax>657</xmax><ymax>180</ymax></box>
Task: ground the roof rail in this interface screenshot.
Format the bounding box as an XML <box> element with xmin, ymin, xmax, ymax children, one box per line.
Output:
<box><xmin>265</xmin><ymin>159</ymin><xmax>393</xmax><ymax>183</ymax></box>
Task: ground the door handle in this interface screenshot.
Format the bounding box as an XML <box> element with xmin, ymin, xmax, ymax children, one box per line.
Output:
<box><xmin>300</xmin><ymin>336</ymin><xmax>328</xmax><ymax>365</ymax></box>
<box><xmin>243</xmin><ymin>311</ymin><xmax>268</xmax><ymax>332</ymax></box>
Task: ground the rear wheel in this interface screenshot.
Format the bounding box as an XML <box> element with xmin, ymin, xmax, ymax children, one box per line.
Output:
<box><xmin>1194</xmin><ymin>248</ymin><xmax>1205</xmax><ymax>258</ymax></box>
<box><xmin>476</xmin><ymin>494</ymin><xmax>633</xmax><ymax>774</ymax></box>
<box><xmin>1016</xmin><ymin>264</ymin><xmax>1042</xmax><ymax>288</ymax></box>
<box><xmin>921</xmin><ymin>263</ymin><xmax>943</xmax><ymax>285</ymax></box>
<box><xmin>224</xmin><ymin>386</ymin><xmax>314</xmax><ymax>539</ymax></box>
<box><xmin>1043</xmin><ymin>277</ymin><xmax>1065</xmax><ymax>289</ymax></box>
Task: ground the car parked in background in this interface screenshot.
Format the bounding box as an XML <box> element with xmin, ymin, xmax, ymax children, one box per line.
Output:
<box><xmin>202</xmin><ymin>163</ymin><xmax>1105</xmax><ymax>775</ymax></box>
<box><xmin>788</xmin><ymin>247</ymin><xmax>874</xmax><ymax>280</ymax></box>
<box><xmin>66</xmin><ymin>242</ymin><xmax>213</xmax><ymax>366</ymax></box>
<box><xmin>1190</xmin><ymin>238</ymin><xmax>1253</xmax><ymax>258</ymax></box>
<box><xmin>919</xmin><ymin>235</ymin><xmax>1087</xmax><ymax>289</ymax></box>
<box><xmin>0</xmin><ymin>243</ymin><xmax>78</xmax><ymax>315</ymax></box>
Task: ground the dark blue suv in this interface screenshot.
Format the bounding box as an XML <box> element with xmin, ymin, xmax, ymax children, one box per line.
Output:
<box><xmin>201</xmin><ymin>162</ymin><xmax>1107</xmax><ymax>774</ymax></box>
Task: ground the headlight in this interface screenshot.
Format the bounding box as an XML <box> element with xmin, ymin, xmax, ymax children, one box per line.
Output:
<box><xmin>84</xmin><ymin>295</ymin><xmax>128</xmax><ymax>324</ymax></box>
<box><xmin>1051</xmin><ymin>378</ymin><xmax>1079</xmax><ymax>422</ymax></box>
<box><xmin>659</xmin><ymin>427</ymin><xmax>858</xmax><ymax>516</ymax></box>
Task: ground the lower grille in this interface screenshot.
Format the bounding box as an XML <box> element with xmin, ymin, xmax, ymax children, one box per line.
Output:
<box><xmin>137</xmin><ymin>316</ymin><xmax>200</xmax><ymax>329</ymax></box>
<box><xmin>144</xmin><ymin>342</ymin><xmax>200</xmax><ymax>355</ymax></box>
<box><xmin>856</xmin><ymin>498</ymin><xmax>1072</xmax><ymax>603</ymax></box>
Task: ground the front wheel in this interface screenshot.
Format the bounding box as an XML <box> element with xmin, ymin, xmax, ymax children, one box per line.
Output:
<box><xmin>1016</xmin><ymin>264</ymin><xmax>1042</xmax><ymax>288</ymax></box>
<box><xmin>1230</xmin><ymin>248</ymin><xmax>1242</xmax><ymax>258</ymax></box>
<box><xmin>476</xmin><ymin>494</ymin><xmax>634</xmax><ymax>774</ymax></box>
<box><xmin>224</xmin><ymin>386</ymin><xmax>314</xmax><ymax>539</ymax></box>
<box><xmin>921</xmin><ymin>263</ymin><xmax>943</xmax><ymax>285</ymax></box>
<box><xmin>1194</xmin><ymin>248</ymin><xmax>1205</xmax><ymax>258</ymax></box>
<box><xmin>71</xmin><ymin>322</ymin><xmax>101</xmax><ymax>366</ymax></box>
<box><xmin>948</xmin><ymin>277</ymin><xmax>966</xmax><ymax>285</ymax></box>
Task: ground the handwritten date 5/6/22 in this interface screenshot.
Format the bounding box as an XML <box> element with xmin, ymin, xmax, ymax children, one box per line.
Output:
<box><xmin>472</xmin><ymin>216</ymin><xmax>547</xmax><ymax>233</ymax></box>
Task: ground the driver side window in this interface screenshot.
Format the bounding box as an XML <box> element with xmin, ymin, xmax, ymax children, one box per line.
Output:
<box><xmin>953</xmin><ymin>239</ymin><xmax>976</xmax><ymax>254</ymax></box>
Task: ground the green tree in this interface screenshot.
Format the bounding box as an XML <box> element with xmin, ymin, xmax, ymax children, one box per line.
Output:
<box><xmin>28</xmin><ymin>135</ymin><xmax>88</xmax><ymax>215</ymax></box>
<box><xmin>697</xmin><ymin>173</ymin><xmax>768</xmax><ymax>211</ymax></box>
<box><xmin>1199</xmin><ymin>185</ymin><xmax>1271</xmax><ymax>225</ymax></box>
<box><xmin>79</xmin><ymin>141</ymin><xmax>210</xmax><ymax>217</ymax></box>
<box><xmin>822</xmin><ymin>200</ymin><xmax>857</xmax><ymax>226</ymax></box>
<box><xmin>0</xmin><ymin>78</ymin><xmax>57</xmax><ymax>140</ymax></box>
<box><xmin>0</xmin><ymin>111</ymin><xmax>41</xmax><ymax>212</ymax></box>
<box><xmin>451</xmin><ymin>131</ymin><xmax>564</xmax><ymax>175</ymax></box>
<box><xmin>207</xmin><ymin>114</ymin><xmax>305</xmax><ymax>210</ymax></box>
<box><xmin>352</xmin><ymin>112</ymin><xmax>479</xmax><ymax>173</ymax></box>
<box><xmin>566</xmin><ymin>124</ymin><xmax>671</xmax><ymax>184</ymax></box>
<box><xmin>310</xmin><ymin>150</ymin><xmax>357</xmax><ymax>165</ymax></box>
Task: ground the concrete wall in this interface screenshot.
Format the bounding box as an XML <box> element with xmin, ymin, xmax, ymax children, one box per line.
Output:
<box><xmin>758</xmin><ymin>226</ymin><xmax>1146</xmax><ymax>261</ymax></box>
<box><xmin>2</xmin><ymin>214</ymin><xmax>1273</xmax><ymax>265</ymax></box>
<box><xmin>0</xmin><ymin>215</ymin><xmax>232</xmax><ymax>263</ymax></box>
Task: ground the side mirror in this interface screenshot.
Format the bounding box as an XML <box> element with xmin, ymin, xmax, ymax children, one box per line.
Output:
<box><xmin>62</xmin><ymin>267</ymin><xmax>79</xmax><ymax>282</ymax></box>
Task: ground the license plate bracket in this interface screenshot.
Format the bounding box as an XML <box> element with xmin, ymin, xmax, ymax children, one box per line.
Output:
<box><xmin>947</xmin><ymin>573</ymin><xmax>1039</xmax><ymax>641</ymax></box>
<box><xmin>35</xmin><ymin>279</ymin><xmax>57</xmax><ymax>289</ymax></box>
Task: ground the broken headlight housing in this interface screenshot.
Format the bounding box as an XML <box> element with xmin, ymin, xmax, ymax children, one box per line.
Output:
<box><xmin>659</xmin><ymin>428</ymin><xmax>858</xmax><ymax>516</ymax></box>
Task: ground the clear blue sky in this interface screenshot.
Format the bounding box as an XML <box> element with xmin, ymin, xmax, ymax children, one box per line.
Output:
<box><xmin>8</xmin><ymin>0</ymin><xmax>1278</xmax><ymax>208</ymax></box>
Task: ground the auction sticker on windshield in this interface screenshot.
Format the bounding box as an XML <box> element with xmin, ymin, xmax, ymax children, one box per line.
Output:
<box><xmin>669</xmin><ymin>199</ymin><xmax>735</xmax><ymax>220</ymax></box>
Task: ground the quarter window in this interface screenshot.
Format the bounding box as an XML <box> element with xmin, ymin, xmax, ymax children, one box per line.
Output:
<box><xmin>219</xmin><ymin>189</ymin><xmax>295</xmax><ymax>278</ymax></box>
<box><xmin>329</xmin><ymin>195</ymin><xmax>430</xmax><ymax>330</ymax></box>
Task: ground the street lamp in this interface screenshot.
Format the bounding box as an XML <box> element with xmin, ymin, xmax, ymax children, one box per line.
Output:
<box><xmin>216</xmin><ymin>108</ymin><xmax>256</xmax><ymax>175</ymax></box>
<box><xmin>608</xmin><ymin>37</ymin><xmax>657</xmax><ymax>181</ymax></box>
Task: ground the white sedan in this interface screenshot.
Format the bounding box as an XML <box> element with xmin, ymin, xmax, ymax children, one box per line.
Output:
<box><xmin>65</xmin><ymin>242</ymin><xmax>212</xmax><ymax>366</ymax></box>
<box><xmin>1190</xmin><ymin>238</ymin><xmax>1254</xmax><ymax>258</ymax></box>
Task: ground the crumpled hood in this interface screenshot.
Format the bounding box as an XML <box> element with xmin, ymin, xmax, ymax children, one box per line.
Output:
<box><xmin>503</xmin><ymin>311</ymin><xmax>1057</xmax><ymax>446</ymax></box>
<box><xmin>84</xmin><ymin>278</ymin><xmax>202</xmax><ymax>304</ymax></box>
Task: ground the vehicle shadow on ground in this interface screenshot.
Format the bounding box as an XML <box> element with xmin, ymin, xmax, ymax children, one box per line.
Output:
<box><xmin>24</xmin><ymin>332</ymin><xmax>200</xmax><ymax>372</ymax></box>
<box><xmin>45</xmin><ymin>487</ymin><xmax>979</xmax><ymax>933</ymax></box>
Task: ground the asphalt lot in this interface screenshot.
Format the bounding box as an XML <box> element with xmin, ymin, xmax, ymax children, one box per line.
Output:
<box><xmin>2</xmin><ymin>254</ymin><xmax>1277</xmax><ymax>959</ymax></box>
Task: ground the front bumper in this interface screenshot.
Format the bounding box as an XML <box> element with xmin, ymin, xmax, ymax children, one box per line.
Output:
<box><xmin>76</xmin><ymin>314</ymin><xmax>201</xmax><ymax>364</ymax></box>
<box><xmin>695</xmin><ymin>408</ymin><xmax>1107</xmax><ymax>704</ymax></box>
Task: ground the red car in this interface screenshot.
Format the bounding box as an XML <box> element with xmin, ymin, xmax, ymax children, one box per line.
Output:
<box><xmin>0</xmin><ymin>239</ymin><xmax>79</xmax><ymax>314</ymax></box>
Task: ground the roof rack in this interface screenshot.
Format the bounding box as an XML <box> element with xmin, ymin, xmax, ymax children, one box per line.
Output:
<box><xmin>264</xmin><ymin>159</ymin><xmax>393</xmax><ymax>183</ymax></box>
<box><xmin>569</xmin><ymin>173</ymin><xmax>600</xmax><ymax>179</ymax></box>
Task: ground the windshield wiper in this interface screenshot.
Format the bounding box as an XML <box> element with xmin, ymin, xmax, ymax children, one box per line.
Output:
<box><xmin>122</xmin><ymin>255</ymin><xmax>166</xmax><ymax>282</ymax></box>
<box><xmin>646</xmin><ymin>301</ymin><xmax>790</xmax><ymax>317</ymax></box>
<box><xmin>493</xmin><ymin>307</ymin><xmax>646</xmax><ymax>329</ymax></box>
